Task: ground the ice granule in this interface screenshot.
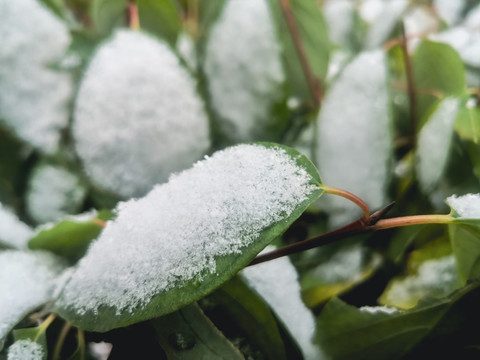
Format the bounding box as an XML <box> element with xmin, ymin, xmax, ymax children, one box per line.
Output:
<box><xmin>242</xmin><ymin>246</ymin><xmax>325</xmax><ymax>360</ymax></box>
<box><xmin>447</xmin><ymin>193</ymin><xmax>480</xmax><ymax>218</ymax></box>
<box><xmin>315</xmin><ymin>50</ymin><xmax>391</xmax><ymax>227</ymax></box>
<box><xmin>0</xmin><ymin>0</ymin><xmax>72</xmax><ymax>154</ymax></box>
<box><xmin>56</xmin><ymin>144</ymin><xmax>318</xmax><ymax>316</ymax></box>
<box><xmin>26</xmin><ymin>164</ymin><xmax>87</xmax><ymax>224</ymax></box>
<box><xmin>0</xmin><ymin>251</ymin><xmax>66</xmax><ymax>350</ymax></box>
<box><xmin>73</xmin><ymin>29</ymin><xmax>210</xmax><ymax>199</ymax></box>
<box><xmin>416</xmin><ymin>97</ymin><xmax>459</xmax><ymax>192</ymax></box>
<box><xmin>0</xmin><ymin>203</ymin><xmax>33</xmax><ymax>249</ymax></box>
<box><xmin>204</xmin><ymin>0</ymin><xmax>285</xmax><ymax>143</ymax></box>
<box><xmin>359</xmin><ymin>305</ymin><xmax>399</xmax><ymax>315</ymax></box>
<box><xmin>7</xmin><ymin>339</ymin><xmax>43</xmax><ymax>360</ymax></box>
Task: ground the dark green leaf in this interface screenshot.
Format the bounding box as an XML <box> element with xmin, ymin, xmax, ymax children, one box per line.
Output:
<box><xmin>137</xmin><ymin>0</ymin><xmax>181</xmax><ymax>46</ymax></box>
<box><xmin>151</xmin><ymin>303</ymin><xmax>244</xmax><ymax>360</ymax></box>
<box><xmin>91</xmin><ymin>0</ymin><xmax>128</xmax><ymax>36</ymax></box>
<box><xmin>454</xmin><ymin>95</ymin><xmax>480</xmax><ymax>144</ymax></box>
<box><xmin>449</xmin><ymin>223</ymin><xmax>480</xmax><ymax>284</ymax></box>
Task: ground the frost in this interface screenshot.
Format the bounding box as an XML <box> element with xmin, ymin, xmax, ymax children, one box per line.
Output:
<box><xmin>416</xmin><ymin>97</ymin><xmax>459</xmax><ymax>192</ymax></box>
<box><xmin>26</xmin><ymin>164</ymin><xmax>87</xmax><ymax>224</ymax></box>
<box><xmin>359</xmin><ymin>305</ymin><xmax>398</xmax><ymax>315</ymax></box>
<box><xmin>447</xmin><ymin>193</ymin><xmax>480</xmax><ymax>219</ymax></box>
<box><xmin>7</xmin><ymin>339</ymin><xmax>43</xmax><ymax>360</ymax></box>
<box><xmin>56</xmin><ymin>144</ymin><xmax>318</xmax><ymax>315</ymax></box>
<box><xmin>73</xmin><ymin>30</ymin><xmax>210</xmax><ymax>198</ymax></box>
<box><xmin>0</xmin><ymin>251</ymin><xmax>66</xmax><ymax>350</ymax></box>
<box><xmin>0</xmin><ymin>203</ymin><xmax>33</xmax><ymax>249</ymax></box>
<box><xmin>315</xmin><ymin>50</ymin><xmax>391</xmax><ymax>226</ymax></box>
<box><xmin>242</xmin><ymin>246</ymin><xmax>325</xmax><ymax>360</ymax></box>
<box><xmin>0</xmin><ymin>0</ymin><xmax>72</xmax><ymax>154</ymax></box>
<box><xmin>204</xmin><ymin>0</ymin><xmax>285</xmax><ymax>142</ymax></box>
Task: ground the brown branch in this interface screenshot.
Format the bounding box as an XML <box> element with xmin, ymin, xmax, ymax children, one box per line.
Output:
<box><xmin>278</xmin><ymin>0</ymin><xmax>322</xmax><ymax>107</ymax></box>
<box><xmin>127</xmin><ymin>1</ymin><xmax>140</xmax><ymax>30</ymax></box>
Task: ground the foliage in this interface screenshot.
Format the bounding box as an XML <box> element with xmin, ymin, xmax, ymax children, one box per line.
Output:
<box><xmin>1</xmin><ymin>0</ymin><xmax>480</xmax><ymax>359</ymax></box>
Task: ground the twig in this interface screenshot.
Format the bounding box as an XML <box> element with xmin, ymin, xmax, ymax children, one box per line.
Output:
<box><xmin>52</xmin><ymin>322</ymin><xmax>72</xmax><ymax>360</ymax></box>
<box><xmin>127</xmin><ymin>1</ymin><xmax>140</xmax><ymax>30</ymax></box>
<box><xmin>320</xmin><ymin>185</ymin><xmax>370</xmax><ymax>222</ymax></box>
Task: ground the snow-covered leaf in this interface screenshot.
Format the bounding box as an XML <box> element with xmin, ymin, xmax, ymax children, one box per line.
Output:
<box><xmin>0</xmin><ymin>251</ymin><xmax>66</xmax><ymax>351</ymax></box>
<box><xmin>0</xmin><ymin>204</ymin><xmax>33</xmax><ymax>250</ymax></box>
<box><xmin>7</xmin><ymin>339</ymin><xmax>44</xmax><ymax>360</ymax></box>
<box><xmin>55</xmin><ymin>143</ymin><xmax>324</xmax><ymax>332</ymax></box>
<box><xmin>73</xmin><ymin>29</ymin><xmax>210</xmax><ymax>198</ymax></box>
<box><xmin>416</xmin><ymin>97</ymin><xmax>460</xmax><ymax>192</ymax></box>
<box><xmin>315</xmin><ymin>50</ymin><xmax>392</xmax><ymax>226</ymax></box>
<box><xmin>204</xmin><ymin>0</ymin><xmax>286</xmax><ymax>143</ymax></box>
<box><xmin>431</xmin><ymin>27</ymin><xmax>480</xmax><ymax>68</ymax></box>
<box><xmin>0</xmin><ymin>0</ymin><xmax>72</xmax><ymax>154</ymax></box>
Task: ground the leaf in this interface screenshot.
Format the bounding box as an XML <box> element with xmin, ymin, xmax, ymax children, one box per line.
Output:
<box><xmin>6</xmin><ymin>338</ymin><xmax>46</xmax><ymax>360</ymax></box>
<box><xmin>454</xmin><ymin>95</ymin><xmax>480</xmax><ymax>144</ymax></box>
<box><xmin>55</xmin><ymin>143</ymin><xmax>324</xmax><ymax>332</ymax></box>
<box><xmin>91</xmin><ymin>0</ymin><xmax>128</xmax><ymax>36</ymax></box>
<box><xmin>10</xmin><ymin>327</ymin><xmax>48</xmax><ymax>360</ymax></box>
<box><xmin>412</xmin><ymin>40</ymin><xmax>465</xmax><ymax>121</ymax></box>
<box><xmin>268</xmin><ymin>0</ymin><xmax>330</xmax><ymax>101</ymax></box>
<box><xmin>136</xmin><ymin>0</ymin><xmax>181</xmax><ymax>46</ymax></box>
<box><xmin>315</xmin><ymin>50</ymin><xmax>392</xmax><ymax>226</ymax></box>
<box><xmin>317</xmin><ymin>281</ymin><xmax>480</xmax><ymax>360</ymax></box>
<box><xmin>28</xmin><ymin>211</ymin><xmax>111</xmax><ymax>262</ymax></box>
<box><xmin>415</xmin><ymin>97</ymin><xmax>460</xmax><ymax>192</ymax></box>
<box><xmin>151</xmin><ymin>303</ymin><xmax>243</xmax><ymax>360</ymax></box>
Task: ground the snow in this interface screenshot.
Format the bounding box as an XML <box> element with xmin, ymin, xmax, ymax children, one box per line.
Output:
<box><xmin>0</xmin><ymin>203</ymin><xmax>33</xmax><ymax>249</ymax></box>
<box><xmin>323</xmin><ymin>0</ymin><xmax>355</xmax><ymax>47</ymax></box>
<box><xmin>315</xmin><ymin>50</ymin><xmax>391</xmax><ymax>226</ymax></box>
<box><xmin>73</xmin><ymin>29</ymin><xmax>210</xmax><ymax>198</ymax></box>
<box><xmin>56</xmin><ymin>144</ymin><xmax>318</xmax><ymax>316</ymax></box>
<box><xmin>204</xmin><ymin>0</ymin><xmax>285</xmax><ymax>142</ymax></box>
<box><xmin>7</xmin><ymin>339</ymin><xmax>43</xmax><ymax>360</ymax></box>
<box><xmin>0</xmin><ymin>251</ymin><xmax>66</xmax><ymax>351</ymax></box>
<box><xmin>0</xmin><ymin>0</ymin><xmax>72</xmax><ymax>154</ymax></box>
<box><xmin>431</xmin><ymin>27</ymin><xmax>480</xmax><ymax>68</ymax></box>
<box><xmin>359</xmin><ymin>305</ymin><xmax>398</xmax><ymax>315</ymax></box>
<box><xmin>26</xmin><ymin>164</ymin><xmax>87</xmax><ymax>224</ymax></box>
<box><xmin>433</xmin><ymin>0</ymin><xmax>466</xmax><ymax>26</ymax></box>
<box><xmin>404</xmin><ymin>6</ymin><xmax>439</xmax><ymax>37</ymax></box>
<box><xmin>447</xmin><ymin>193</ymin><xmax>480</xmax><ymax>219</ymax></box>
<box><xmin>242</xmin><ymin>246</ymin><xmax>324</xmax><ymax>360</ymax></box>
<box><xmin>416</xmin><ymin>97</ymin><xmax>459</xmax><ymax>192</ymax></box>
<box><xmin>465</xmin><ymin>4</ymin><xmax>480</xmax><ymax>28</ymax></box>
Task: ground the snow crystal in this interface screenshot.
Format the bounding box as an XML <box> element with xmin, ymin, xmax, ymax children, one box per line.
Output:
<box><xmin>359</xmin><ymin>305</ymin><xmax>398</xmax><ymax>315</ymax></box>
<box><xmin>0</xmin><ymin>251</ymin><xmax>66</xmax><ymax>351</ymax></box>
<box><xmin>431</xmin><ymin>27</ymin><xmax>480</xmax><ymax>68</ymax></box>
<box><xmin>7</xmin><ymin>339</ymin><xmax>43</xmax><ymax>360</ymax></box>
<box><xmin>204</xmin><ymin>0</ymin><xmax>285</xmax><ymax>143</ymax></box>
<box><xmin>26</xmin><ymin>164</ymin><xmax>87</xmax><ymax>224</ymax></box>
<box><xmin>447</xmin><ymin>193</ymin><xmax>480</xmax><ymax>218</ymax></box>
<box><xmin>0</xmin><ymin>203</ymin><xmax>33</xmax><ymax>249</ymax></box>
<box><xmin>242</xmin><ymin>246</ymin><xmax>325</xmax><ymax>360</ymax></box>
<box><xmin>0</xmin><ymin>0</ymin><xmax>72</xmax><ymax>154</ymax></box>
<box><xmin>56</xmin><ymin>144</ymin><xmax>318</xmax><ymax>315</ymax></box>
<box><xmin>315</xmin><ymin>50</ymin><xmax>391</xmax><ymax>227</ymax></box>
<box><xmin>73</xmin><ymin>29</ymin><xmax>210</xmax><ymax>198</ymax></box>
<box><xmin>416</xmin><ymin>97</ymin><xmax>459</xmax><ymax>192</ymax></box>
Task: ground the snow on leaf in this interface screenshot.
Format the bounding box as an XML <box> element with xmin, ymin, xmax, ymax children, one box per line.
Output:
<box><xmin>315</xmin><ymin>50</ymin><xmax>392</xmax><ymax>226</ymax></box>
<box><xmin>73</xmin><ymin>29</ymin><xmax>210</xmax><ymax>199</ymax></box>
<box><xmin>7</xmin><ymin>339</ymin><xmax>44</xmax><ymax>360</ymax></box>
<box><xmin>242</xmin><ymin>246</ymin><xmax>325</xmax><ymax>360</ymax></box>
<box><xmin>431</xmin><ymin>27</ymin><xmax>480</xmax><ymax>68</ymax></box>
<box><xmin>446</xmin><ymin>193</ymin><xmax>480</xmax><ymax>219</ymax></box>
<box><xmin>0</xmin><ymin>0</ymin><xmax>72</xmax><ymax>154</ymax></box>
<box><xmin>0</xmin><ymin>204</ymin><xmax>33</xmax><ymax>249</ymax></box>
<box><xmin>416</xmin><ymin>97</ymin><xmax>459</xmax><ymax>192</ymax></box>
<box><xmin>55</xmin><ymin>144</ymin><xmax>323</xmax><ymax>331</ymax></box>
<box><xmin>0</xmin><ymin>251</ymin><xmax>66</xmax><ymax>351</ymax></box>
<box><xmin>26</xmin><ymin>164</ymin><xmax>87</xmax><ymax>224</ymax></box>
<box><xmin>204</xmin><ymin>0</ymin><xmax>285</xmax><ymax>143</ymax></box>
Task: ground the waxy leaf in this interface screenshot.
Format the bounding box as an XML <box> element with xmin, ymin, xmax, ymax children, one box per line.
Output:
<box><xmin>55</xmin><ymin>143</ymin><xmax>324</xmax><ymax>332</ymax></box>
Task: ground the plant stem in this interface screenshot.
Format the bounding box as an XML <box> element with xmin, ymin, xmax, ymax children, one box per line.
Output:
<box><xmin>320</xmin><ymin>185</ymin><xmax>370</xmax><ymax>222</ymax></box>
<box><xmin>127</xmin><ymin>1</ymin><xmax>140</xmax><ymax>30</ymax></box>
<box><xmin>370</xmin><ymin>214</ymin><xmax>452</xmax><ymax>230</ymax></box>
<box><xmin>278</xmin><ymin>0</ymin><xmax>322</xmax><ymax>107</ymax></box>
<box><xmin>77</xmin><ymin>329</ymin><xmax>86</xmax><ymax>359</ymax></box>
<box><xmin>36</xmin><ymin>313</ymin><xmax>56</xmax><ymax>338</ymax></box>
<box><xmin>400</xmin><ymin>21</ymin><xmax>417</xmax><ymax>143</ymax></box>
<box><xmin>52</xmin><ymin>322</ymin><xmax>72</xmax><ymax>360</ymax></box>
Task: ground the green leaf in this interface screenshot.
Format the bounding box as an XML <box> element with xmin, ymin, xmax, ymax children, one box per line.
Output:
<box><xmin>55</xmin><ymin>143</ymin><xmax>324</xmax><ymax>332</ymax></box>
<box><xmin>11</xmin><ymin>327</ymin><xmax>48</xmax><ymax>360</ymax></box>
<box><xmin>91</xmin><ymin>0</ymin><xmax>128</xmax><ymax>36</ymax></box>
<box><xmin>412</xmin><ymin>40</ymin><xmax>465</xmax><ymax>121</ymax></box>
<box><xmin>449</xmin><ymin>224</ymin><xmax>480</xmax><ymax>284</ymax></box>
<box><xmin>268</xmin><ymin>0</ymin><xmax>330</xmax><ymax>101</ymax></box>
<box><xmin>137</xmin><ymin>0</ymin><xmax>181</xmax><ymax>46</ymax></box>
<box><xmin>317</xmin><ymin>281</ymin><xmax>480</xmax><ymax>360</ymax></box>
<box><xmin>454</xmin><ymin>95</ymin><xmax>480</xmax><ymax>144</ymax></box>
<box><xmin>28</xmin><ymin>211</ymin><xmax>111</xmax><ymax>263</ymax></box>
<box><xmin>151</xmin><ymin>303</ymin><xmax>244</xmax><ymax>359</ymax></box>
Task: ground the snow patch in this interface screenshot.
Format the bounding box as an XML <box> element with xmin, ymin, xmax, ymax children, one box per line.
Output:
<box><xmin>0</xmin><ymin>203</ymin><xmax>33</xmax><ymax>249</ymax></box>
<box><xmin>447</xmin><ymin>193</ymin><xmax>480</xmax><ymax>219</ymax></box>
<box><xmin>7</xmin><ymin>339</ymin><xmax>43</xmax><ymax>360</ymax></box>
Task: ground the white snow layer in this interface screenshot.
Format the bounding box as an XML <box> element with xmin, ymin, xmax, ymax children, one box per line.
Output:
<box><xmin>323</xmin><ymin>0</ymin><xmax>355</xmax><ymax>47</ymax></box>
<box><xmin>204</xmin><ymin>0</ymin><xmax>285</xmax><ymax>142</ymax></box>
<box><xmin>0</xmin><ymin>204</ymin><xmax>33</xmax><ymax>249</ymax></box>
<box><xmin>0</xmin><ymin>251</ymin><xmax>65</xmax><ymax>351</ymax></box>
<box><xmin>73</xmin><ymin>29</ymin><xmax>210</xmax><ymax>198</ymax></box>
<box><xmin>416</xmin><ymin>97</ymin><xmax>459</xmax><ymax>192</ymax></box>
<box><xmin>447</xmin><ymin>193</ymin><xmax>480</xmax><ymax>219</ymax></box>
<box><xmin>315</xmin><ymin>50</ymin><xmax>391</xmax><ymax>226</ymax></box>
<box><xmin>242</xmin><ymin>246</ymin><xmax>324</xmax><ymax>360</ymax></box>
<box><xmin>0</xmin><ymin>0</ymin><xmax>72</xmax><ymax>154</ymax></box>
<box><xmin>433</xmin><ymin>0</ymin><xmax>466</xmax><ymax>26</ymax></box>
<box><xmin>7</xmin><ymin>339</ymin><xmax>44</xmax><ymax>360</ymax></box>
<box><xmin>359</xmin><ymin>305</ymin><xmax>398</xmax><ymax>315</ymax></box>
<box><xmin>56</xmin><ymin>144</ymin><xmax>318</xmax><ymax>315</ymax></box>
<box><xmin>431</xmin><ymin>27</ymin><xmax>480</xmax><ymax>68</ymax></box>
<box><xmin>26</xmin><ymin>164</ymin><xmax>87</xmax><ymax>224</ymax></box>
